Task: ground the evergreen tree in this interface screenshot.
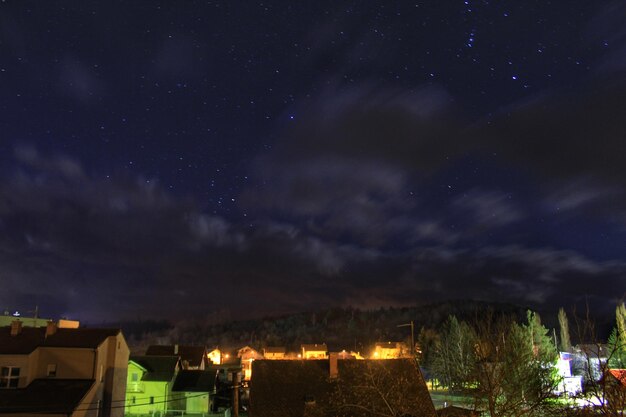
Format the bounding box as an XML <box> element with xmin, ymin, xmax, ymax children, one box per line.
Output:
<box><xmin>526</xmin><ymin>310</ymin><xmax>556</xmax><ymax>360</ymax></box>
<box><xmin>470</xmin><ymin>313</ymin><xmax>560</xmax><ymax>417</ymax></box>
<box><xmin>431</xmin><ymin>315</ymin><xmax>476</xmax><ymax>391</ymax></box>
<box><xmin>558</xmin><ymin>307</ymin><xmax>571</xmax><ymax>352</ymax></box>
<box><xmin>608</xmin><ymin>302</ymin><xmax>626</xmax><ymax>368</ymax></box>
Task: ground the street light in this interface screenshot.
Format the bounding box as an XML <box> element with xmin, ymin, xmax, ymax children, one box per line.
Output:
<box><xmin>397</xmin><ymin>320</ymin><xmax>415</xmax><ymax>357</ymax></box>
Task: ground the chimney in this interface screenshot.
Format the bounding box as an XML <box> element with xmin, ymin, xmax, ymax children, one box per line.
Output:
<box><xmin>10</xmin><ymin>320</ymin><xmax>22</xmax><ymax>336</ymax></box>
<box><xmin>329</xmin><ymin>352</ymin><xmax>339</xmax><ymax>379</ymax></box>
<box><xmin>174</xmin><ymin>344</ymin><xmax>179</xmax><ymax>355</ymax></box>
<box><xmin>45</xmin><ymin>321</ymin><xmax>58</xmax><ymax>337</ymax></box>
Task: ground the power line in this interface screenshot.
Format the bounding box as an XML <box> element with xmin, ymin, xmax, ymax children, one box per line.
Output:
<box><xmin>0</xmin><ymin>389</ymin><xmax>234</xmax><ymax>413</ymax></box>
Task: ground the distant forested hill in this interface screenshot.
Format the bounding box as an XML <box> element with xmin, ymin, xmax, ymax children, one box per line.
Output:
<box><xmin>97</xmin><ymin>300</ymin><xmax>540</xmax><ymax>354</ymax></box>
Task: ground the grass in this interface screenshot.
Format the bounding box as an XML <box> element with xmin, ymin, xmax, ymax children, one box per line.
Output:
<box><xmin>429</xmin><ymin>387</ymin><xmax>474</xmax><ymax>409</ymax></box>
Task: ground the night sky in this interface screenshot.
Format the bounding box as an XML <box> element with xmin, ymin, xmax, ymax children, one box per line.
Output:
<box><xmin>1</xmin><ymin>1</ymin><xmax>625</xmax><ymax>323</ymax></box>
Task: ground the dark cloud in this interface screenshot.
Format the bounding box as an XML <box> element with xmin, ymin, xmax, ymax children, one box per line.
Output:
<box><xmin>2</xmin><ymin>146</ymin><xmax>623</xmax><ymax>321</ymax></box>
<box><xmin>452</xmin><ymin>188</ymin><xmax>523</xmax><ymax>229</ymax></box>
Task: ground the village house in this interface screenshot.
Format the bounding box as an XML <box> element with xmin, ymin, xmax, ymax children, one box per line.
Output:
<box><xmin>372</xmin><ymin>341</ymin><xmax>410</xmax><ymax>359</ymax></box>
<box><xmin>171</xmin><ymin>369</ymin><xmax>218</xmax><ymax>415</ymax></box>
<box><xmin>0</xmin><ymin>320</ymin><xmax>129</xmax><ymax>417</ymax></box>
<box><xmin>301</xmin><ymin>344</ymin><xmax>327</xmax><ymax>359</ymax></box>
<box><xmin>554</xmin><ymin>352</ymin><xmax>582</xmax><ymax>396</ymax></box>
<box><xmin>125</xmin><ymin>355</ymin><xmax>182</xmax><ymax>416</ymax></box>
<box><xmin>262</xmin><ymin>347</ymin><xmax>286</xmax><ymax>360</ymax></box>
<box><xmin>237</xmin><ymin>346</ymin><xmax>263</xmax><ymax>381</ymax></box>
<box><xmin>605</xmin><ymin>369</ymin><xmax>626</xmax><ymax>412</ymax></box>
<box><xmin>207</xmin><ymin>348</ymin><xmax>223</xmax><ymax>365</ymax></box>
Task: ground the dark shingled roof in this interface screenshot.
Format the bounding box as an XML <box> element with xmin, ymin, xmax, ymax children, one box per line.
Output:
<box><xmin>0</xmin><ymin>326</ymin><xmax>120</xmax><ymax>354</ymax></box>
<box><xmin>145</xmin><ymin>345</ymin><xmax>207</xmax><ymax>368</ymax></box>
<box><xmin>251</xmin><ymin>360</ymin><xmax>331</xmax><ymax>417</ymax></box>
<box><xmin>0</xmin><ymin>379</ymin><xmax>94</xmax><ymax>414</ymax></box>
<box><xmin>172</xmin><ymin>370</ymin><xmax>217</xmax><ymax>392</ymax></box>
<box><xmin>250</xmin><ymin>358</ymin><xmax>436</xmax><ymax>417</ymax></box>
<box><xmin>131</xmin><ymin>355</ymin><xmax>180</xmax><ymax>382</ymax></box>
<box><xmin>301</xmin><ymin>344</ymin><xmax>327</xmax><ymax>351</ymax></box>
<box><xmin>263</xmin><ymin>347</ymin><xmax>286</xmax><ymax>354</ymax></box>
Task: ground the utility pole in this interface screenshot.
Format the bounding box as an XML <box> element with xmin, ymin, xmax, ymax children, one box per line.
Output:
<box><xmin>397</xmin><ymin>321</ymin><xmax>415</xmax><ymax>356</ymax></box>
<box><xmin>231</xmin><ymin>369</ymin><xmax>239</xmax><ymax>417</ymax></box>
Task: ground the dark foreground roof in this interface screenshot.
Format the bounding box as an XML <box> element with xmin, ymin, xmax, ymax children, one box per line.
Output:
<box><xmin>146</xmin><ymin>345</ymin><xmax>207</xmax><ymax>367</ymax></box>
<box><xmin>131</xmin><ymin>355</ymin><xmax>180</xmax><ymax>382</ymax></box>
<box><xmin>0</xmin><ymin>379</ymin><xmax>93</xmax><ymax>414</ymax></box>
<box><xmin>172</xmin><ymin>370</ymin><xmax>217</xmax><ymax>392</ymax></box>
<box><xmin>250</xmin><ymin>358</ymin><xmax>436</xmax><ymax>417</ymax></box>
<box><xmin>0</xmin><ymin>326</ymin><xmax>120</xmax><ymax>354</ymax></box>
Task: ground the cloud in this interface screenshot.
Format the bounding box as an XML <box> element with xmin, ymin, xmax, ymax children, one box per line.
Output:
<box><xmin>453</xmin><ymin>188</ymin><xmax>523</xmax><ymax>228</ymax></box>
<box><xmin>244</xmin><ymin>155</ymin><xmax>414</xmax><ymax>246</ymax></box>
<box><xmin>0</xmin><ymin>148</ymin><xmax>248</xmax><ymax>320</ymax></box>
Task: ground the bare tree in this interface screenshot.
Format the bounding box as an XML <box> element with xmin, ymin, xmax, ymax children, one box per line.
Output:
<box><xmin>330</xmin><ymin>359</ymin><xmax>436</xmax><ymax>417</ymax></box>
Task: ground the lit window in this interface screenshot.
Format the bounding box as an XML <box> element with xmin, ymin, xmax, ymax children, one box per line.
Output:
<box><xmin>0</xmin><ymin>366</ymin><xmax>20</xmax><ymax>388</ymax></box>
<box><xmin>47</xmin><ymin>364</ymin><xmax>57</xmax><ymax>377</ymax></box>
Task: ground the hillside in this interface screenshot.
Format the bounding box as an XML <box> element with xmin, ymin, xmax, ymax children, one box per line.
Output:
<box><xmin>102</xmin><ymin>300</ymin><xmax>535</xmax><ymax>354</ymax></box>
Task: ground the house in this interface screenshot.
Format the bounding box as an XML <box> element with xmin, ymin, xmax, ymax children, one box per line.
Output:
<box><xmin>145</xmin><ymin>345</ymin><xmax>208</xmax><ymax>370</ymax></box>
<box><xmin>125</xmin><ymin>355</ymin><xmax>182</xmax><ymax>416</ymax></box>
<box><xmin>605</xmin><ymin>369</ymin><xmax>626</xmax><ymax>411</ymax></box>
<box><xmin>571</xmin><ymin>344</ymin><xmax>609</xmax><ymax>383</ymax></box>
<box><xmin>171</xmin><ymin>370</ymin><xmax>218</xmax><ymax>414</ymax></box>
<box><xmin>301</xmin><ymin>344</ymin><xmax>327</xmax><ymax>360</ymax></box>
<box><xmin>0</xmin><ymin>320</ymin><xmax>129</xmax><ymax>417</ymax></box>
<box><xmin>608</xmin><ymin>369</ymin><xmax>626</xmax><ymax>387</ymax></box>
<box><xmin>249</xmin><ymin>357</ymin><xmax>436</xmax><ymax>417</ymax></box>
<box><xmin>0</xmin><ymin>313</ymin><xmax>79</xmax><ymax>329</ymax></box>
<box><xmin>554</xmin><ymin>352</ymin><xmax>582</xmax><ymax>396</ymax></box>
<box><xmin>237</xmin><ymin>346</ymin><xmax>263</xmax><ymax>381</ymax></box>
<box><xmin>372</xmin><ymin>342</ymin><xmax>409</xmax><ymax>359</ymax></box>
<box><xmin>262</xmin><ymin>347</ymin><xmax>286</xmax><ymax>360</ymax></box>
<box><xmin>207</xmin><ymin>348</ymin><xmax>222</xmax><ymax>365</ymax></box>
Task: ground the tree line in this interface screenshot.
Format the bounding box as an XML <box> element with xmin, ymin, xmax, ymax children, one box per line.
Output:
<box><xmin>418</xmin><ymin>303</ymin><xmax>626</xmax><ymax>417</ymax></box>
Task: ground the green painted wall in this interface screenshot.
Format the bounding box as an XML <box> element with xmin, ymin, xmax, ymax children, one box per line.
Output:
<box><xmin>125</xmin><ymin>362</ymin><xmax>172</xmax><ymax>416</ymax></box>
<box><xmin>184</xmin><ymin>392</ymin><xmax>210</xmax><ymax>413</ymax></box>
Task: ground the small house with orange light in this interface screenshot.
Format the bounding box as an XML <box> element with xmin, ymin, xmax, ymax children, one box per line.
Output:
<box><xmin>372</xmin><ymin>342</ymin><xmax>409</xmax><ymax>359</ymax></box>
<box><xmin>237</xmin><ymin>346</ymin><xmax>263</xmax><ymax>380</ymax></box>
<box><xmin>263</xmin><ymin>347</ymin><xmax>286</xmax><ymax>359</ymax></box>
<box><xmin>301</xmin><ymin>343</ymin><xmax>327</xmax><ymax>359</ymax></box>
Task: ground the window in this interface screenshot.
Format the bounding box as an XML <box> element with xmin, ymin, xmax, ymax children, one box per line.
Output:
<box><xmin>149</xmin><ymin>396</ymin><xmax>154</xmax><ymax>404</ymax></box>
<box><xmin>131</xmin><ymin>372</ymin><xmax>138</xmax><ymax>382</ymax></box>
<box><xmin>47</xmin><ymin>364</ymin><xmax>57</xmax><ymax>377</ymax></box>
<box><xmin>0</xmin><ymin>366</ymin><xmax>20</xmax><ymax>388</ymax></box>
<box><xmin>131</xmin><ymin>396</ymin><xmax>136</xmax><ymax>404</ymax></box>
